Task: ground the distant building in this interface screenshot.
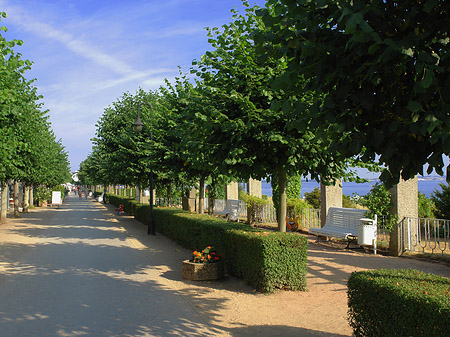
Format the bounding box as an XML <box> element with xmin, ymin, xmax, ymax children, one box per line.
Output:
<box><xmin>72</xmin><ymin>171</ymin><xmax>79</xmax><ymax>183</ymax></box>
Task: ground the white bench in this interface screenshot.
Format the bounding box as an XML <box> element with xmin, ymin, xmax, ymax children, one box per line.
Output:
<box><xmin>309</xmin><ymin>207</ymin><xmax>377</xmax><ymax>253</ymax></box>
<box><xmin>214</xmin><ymin>199</ymin><xmax>240</xmax><ymax>221</ymax></box>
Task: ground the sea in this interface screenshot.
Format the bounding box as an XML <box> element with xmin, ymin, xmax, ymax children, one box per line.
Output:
<box><xmin>261</xmin><ymin>177</ymin><xmax>447</xmax><ymax>198</ymax></box>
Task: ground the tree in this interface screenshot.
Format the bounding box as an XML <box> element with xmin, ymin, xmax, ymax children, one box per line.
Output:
<box><xmin>1</xmin><ymin>12</ymin><xmax>70</xmax><ymax>221</ymax></box>
<box><xmin>257</xmin><ymin>0</ymin><xmax>450</xmax><ymax>186</ymax></box>
<box><xmin>418</xmin><ymin>192</ymin><xmax>435</xmax><ymax>219</ymax></box>
<box><xmin>304</xmin><ymin>187</ymin><xmax>320</xmax><ymax>209</ymax></box>
<box><xmin>431</xmin><ymin>183</ymin><xmax>450</xmax><ymax>220</ymax></box>
<box><xmin>192</xmin><ymin>2</ymin><xmax>353</xmax><ymax>231</ymax></box>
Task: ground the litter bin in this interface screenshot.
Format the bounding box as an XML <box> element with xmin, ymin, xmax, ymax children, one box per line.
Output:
<box><xmin>358</xmin><ymin>218</ymin><xmax>377</xmax><ymax>246</ymax></box>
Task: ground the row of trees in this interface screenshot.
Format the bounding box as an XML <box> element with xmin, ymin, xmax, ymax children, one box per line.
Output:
<box><xmin>0</xmin><ymin>12</ymin><xmax>71</xmax><ymax>222</ymax></box>
<box><xmin>80</xmin><ymin>1</ymin><xmax>449</xmax><ymax>231</ymax></box>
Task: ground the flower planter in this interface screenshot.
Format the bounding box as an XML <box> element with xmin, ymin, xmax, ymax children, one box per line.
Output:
<box><xmin>182</xmin><ymin>260</ymin><xmax>224</xmax><ymax>281</ymax></box>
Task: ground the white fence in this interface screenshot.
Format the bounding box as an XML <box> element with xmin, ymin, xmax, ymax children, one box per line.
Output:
<box><xmin>204</xmin><ymin>198</ymin><xmax>321</xmax><ymax>229</ymax></box>
<box><xmin>400</xmin><ymin>217</ymin><xmax>450</xmax><ymax>255</ymax></box>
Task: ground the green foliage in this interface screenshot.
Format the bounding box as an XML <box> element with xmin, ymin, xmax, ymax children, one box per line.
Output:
<box><xmin>358</xmin><ymin>183</ymin><xmax>391</xmax><ymax>217</ymax></box>
<box><xmin>0</xmin><ymin>12</ymin><xmax>70</xmax><ymax>187</ymax></box>
<box><xmin>34</xmin><ymin>186</ymin><xmax>51</xmax><ymax>205</ymax></box>
<box><xmin>418</xmin><ymin>192</ymin><xmax>436</xmax><ymax>218</ymax></box>
<box><xmin>51</xmin><ymin>185</ymin><xmax>67</xmax><ymax>197</ymax></box>
<box><xmin>287</xmin><ymin>198</ymin><xmax>311</xmax><ymax>217</ymax></box>
<box><xmin>343</xmin><ymin>195</ymin><xmax>358</xmax><ymax>208</ymax></box>
<box><xmin>240</xmin><ymin>191</ymin><xmax>270</xmax><ymax>225</ymax></box>
<box><xmin>304</xmin><ymin>187</ymin><xmax>320</xmax><ymax>209</ymax></box>
<box><xmin>348</xmin><ymin>269</ymin><xmax>450</xmax><ymax>337</ymax></box>
<box><xmin>107</xmin><ymin>195</ymin><xmax>307</xmax><ymax>292</ymax></box>
<box><xmin>272</xmin><ymin>172</ymin><xmax>303</xmax><ymax>220</ymax></box>
<box><xmin>431</xmin><ymin>183</ymin><xmax>450</xmax><ymax>220</ymax></box>
<box><xmin>258</xmin><ymin>0</ymin><xmax>450</xmax><ymax>187</ymax></box>
<box><xmin>226</xmin><ymin>230</ymin><xmax>308</xmax><ymax>292</ymax></box>
<box><xmin>358</xmin><ymin>183</ymin><xmax>397</xmax><ymax>231</ymax></box>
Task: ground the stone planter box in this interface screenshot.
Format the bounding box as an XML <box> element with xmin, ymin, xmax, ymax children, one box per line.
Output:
<box><xmin>182</xmin><ymin>260</ymin><xmax>224</xmax><ymax>281</ymax></box>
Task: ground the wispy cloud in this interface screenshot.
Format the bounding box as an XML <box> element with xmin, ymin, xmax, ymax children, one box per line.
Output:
<box><xmin>2</xmin><ymin>4</ymin><xmax>136</xmax><ymax>76</ymax></box>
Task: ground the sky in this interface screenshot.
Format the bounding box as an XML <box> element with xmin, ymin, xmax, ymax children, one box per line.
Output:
<box><xmin>0</xmin><ymin>0</ymin><xmax>447</xmax><ymax>180</ymax></box>
<box><xmin>0</xmin><ymin>0</ymin><xmax>266</xmax><ymax>171</ymax></box>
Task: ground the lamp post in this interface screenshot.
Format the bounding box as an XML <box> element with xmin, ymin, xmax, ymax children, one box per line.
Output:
<box><xmin>133</xmin><ymin>102</ymin><xmax>156</xmax><ymax>235</ymax></box>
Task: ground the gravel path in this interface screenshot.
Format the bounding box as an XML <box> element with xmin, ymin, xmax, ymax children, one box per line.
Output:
<box><xmin>1</xmin><ymin>195</ymin><xmax>449</xmax><ymax>336</ymax></box>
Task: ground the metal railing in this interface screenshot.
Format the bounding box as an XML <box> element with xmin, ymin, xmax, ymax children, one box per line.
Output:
<box><xmin>155</xmin><ymin>197</ymin><xmax>182</xmax><ymax>207</ymax></box>
<box><xmin>400</xmin><ymin>217</ymin><xmax>450</xmax><ymax>255</ymax></box>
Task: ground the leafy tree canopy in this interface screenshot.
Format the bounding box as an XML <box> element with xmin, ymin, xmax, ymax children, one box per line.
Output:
<box><xmin>257</xmin><ymin>0</ymin><xmax>450</xmax><ymax>186</ymax></box>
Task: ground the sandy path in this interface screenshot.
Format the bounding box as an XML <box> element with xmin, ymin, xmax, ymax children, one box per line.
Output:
<box><xmin>1</xmin><ymin>197</ymin><xmax>449</xmax><ymax>336</ymax></box>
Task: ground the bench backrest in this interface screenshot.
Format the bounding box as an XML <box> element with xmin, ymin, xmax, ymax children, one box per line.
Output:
<box><xmin>325</xmin><ymin>207</ymin><xmax>368</xmax><ymax>229</ymax></box>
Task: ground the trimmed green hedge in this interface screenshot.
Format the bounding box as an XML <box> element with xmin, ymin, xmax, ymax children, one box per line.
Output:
<box><xmin>348</xmin><ymin>269</ymin><xmax>450</xmax><ymax>337</ymax></box>
<box><xmin>107</xmin><ymin>194</ymin><xmax>308</xmax><ymax>292</ymax></box>
<box><xmin>226</xmin><ymin>230</ymin><xmax>308</xmax><ymax>292</ymax></box>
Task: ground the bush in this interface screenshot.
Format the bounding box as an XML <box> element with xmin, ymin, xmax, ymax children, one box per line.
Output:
<box><xmin>226</xmin><ymin>230</ymin><xmax>308</xmax><ymax>292</ymax></box>
<box><xmin>348</xmin><ymin>269</ymin><xmax>450</xmax><ymax>337</ymax></box>
<box><xmin>240</xmin><ymin>192</ymin><xmax>270</xmax><ymax>225</ymax></box>
<box><xmin>287</xmin><ymin>198</ymin><xmax>312</xmax><ymax>217</ymax></box>
<box><xmin>34</xmin><ymin>186</ymin><xmax>51</xmax><ymax>205</ymax></box>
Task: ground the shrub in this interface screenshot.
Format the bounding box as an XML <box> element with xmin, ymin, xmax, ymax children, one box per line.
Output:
<box><xmin>240</xmin><ymin>192</ymin><xmax>270</xmax><ymax>225</ymax></box>
<box><xmin>110</xmin><ymin>195</ymin><xmax>309</xmax><ymax>293</ymax></box>
<box><xmin>226</xmin><ymin>230</ymin><xmax>308</xmax><ymax>292</ymax></box>
<box><xmin>348</xmin><ymin>269</ymin><xmax>450</xmax><ymax>337</ymax></box>
<box><xmin>34</xmin><ymin>186</ymin><xmax>51</xmax><ymax>205</ymax></box>
<box><xmin>287</xmin><ymin>198</ymin><xmax>312</xmax><ymax>217</ymax></box>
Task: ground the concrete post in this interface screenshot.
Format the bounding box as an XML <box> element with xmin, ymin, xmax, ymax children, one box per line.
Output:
<box><xmin>320</xmin><ymin>180</ymin><xmax>342</xmax><ymax>227</ymax></box>
<box><xmin>389</xmin><ymin>176</ymin><xmax>418</xmax><ymax>256</ymax></box>
<box><xmin>225</xmin><ymin>182</ymin><xmax>239</xmax><ymax>200</ymax></box>
<box><xmin>248</xmin><ymin>178</ymin><xmax>262</xmax><ymax>198</ymax></box>
<box><xmin>182</xmin><ymin>188</ymin><xmax>197</xmax><ymax>212</ymax></box>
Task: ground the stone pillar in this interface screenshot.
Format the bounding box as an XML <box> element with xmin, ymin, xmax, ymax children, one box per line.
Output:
<box><xmin>225</xmin><ymin>182</ymin><xmax>239</xmax><ymax>200</ymax></box>
<box><xmin>182</xmin><ymin>188</ymin><xmax>197</xmax><ymax>212</ymax></box>
<box><xmin>320</xmin><ymin>180</ymin><xmax>342</xmax><ymax>227</ymax></box>
<box><xmin>389</xmin><ymin>176</ymin><xmax>418</xmax><ymax>256</ymax></box>
<box><xmin>248</xmin><ymin>178</ymin><xmax>262</xmax><ymax>198</ymax></box>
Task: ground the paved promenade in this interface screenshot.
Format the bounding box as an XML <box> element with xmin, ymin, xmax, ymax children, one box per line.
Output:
<box><xmin>1</xmin><ymin>195</ymin><xmax>450</xmax><ymax>336</ymax></box>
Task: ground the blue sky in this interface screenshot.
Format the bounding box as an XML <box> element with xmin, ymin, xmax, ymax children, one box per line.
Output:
<box><xmin>0</xmin><ymin>0</ymin><xmax>266</xmax><ymax>171</ymax></box>
<box><xmin>1</xmin><ymin>0</ymin><xmax>447</xmax><ymax>180</ymax></box>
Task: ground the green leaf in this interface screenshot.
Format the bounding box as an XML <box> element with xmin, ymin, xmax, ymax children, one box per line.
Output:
<box><xmin>420</xmin><ymin>70</ymin><xmax>434</xmax><ymax>89</ymax></box>
<box><xmin>407</xmin><ymin>101</ymin><xmax>422</xmax><ymax>113</ymax></box>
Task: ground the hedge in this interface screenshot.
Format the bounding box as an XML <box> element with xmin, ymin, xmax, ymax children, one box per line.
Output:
<box><xmin>106</xmin><ymin>194</ymin><xmax>308</xmax><ymax>292</ymax></box>
<box><xmin>347</xmin><ymin>269</ymin><xmax>450</xmax><ymax>337</ymax></box>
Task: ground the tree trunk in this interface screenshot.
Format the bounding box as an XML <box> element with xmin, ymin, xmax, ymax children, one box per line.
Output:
<box><xmin>167</xmin><ymin>183</ymin><xmax>172</xmax><ymax>206</ymax></box>
<box><xmin>1</xmin><ymin>182</ymin><xmax>8</xmax><ymax>223</ymax></box>
<box><xmin>29</xmin><ymin>186</ymin><xmax>34</xmax><ymax>208</ymax></box>
<box><xmin>24</xmin><ymin>185</ymin><xmax>30</xmax><ymax>213</ymax></box>
<box><xmin>14</xmin><ymin>180</ymin><xmax>20</xmax><ymax>218</ymax></box>
<box><xmin>278</xmin><ymin>167</ymin><xmax>287</xmax><ymax>232</ymax></box>
<box><xmin>198</xmin><ymin>176</ymin><xmax>205</xmax><ymax>214</ymax></box>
